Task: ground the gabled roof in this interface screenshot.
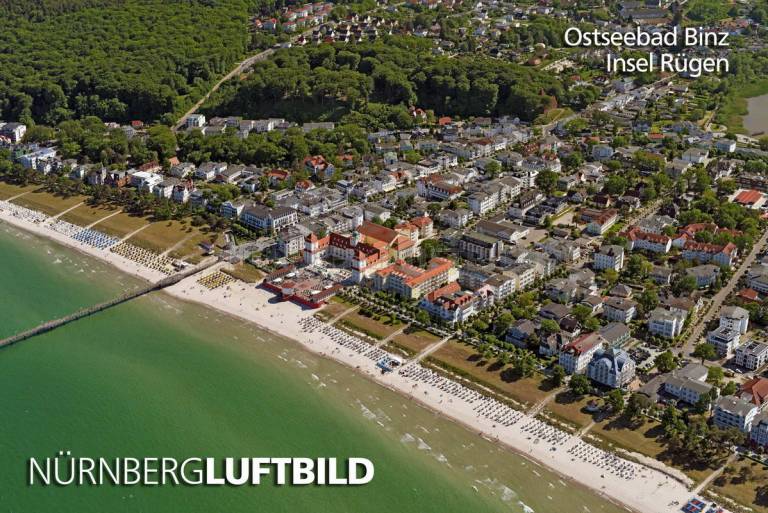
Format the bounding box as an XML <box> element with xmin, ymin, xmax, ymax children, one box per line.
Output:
<box><xmin>739</xmin><ymin>377</ymin><xmax>768</xmax><ymax>407</ymax></box>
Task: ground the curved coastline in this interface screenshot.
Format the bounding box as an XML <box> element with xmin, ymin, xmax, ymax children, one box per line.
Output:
<box><xmin>0</xmin><ymin>206</ymin><xmax>695</xmax><ymax>513</ymax></box>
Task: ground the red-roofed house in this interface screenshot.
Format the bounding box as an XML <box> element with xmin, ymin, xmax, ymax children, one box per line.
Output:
<box><xmin>734</xmin><ymin>189</ymin><xmax>765</xmax><ymax>208</ymax></box>
<box><xmin>418</xmin><ymin>281</ymin><xmax>477</xmax><ymax>324</ymax></box>
<box><xmin>681</xmin><ymin>240</ymin><xmax>737</xmax><ymax>267</ymax></box>
<box><xmin>372</xmin><ymin>257</ymin><xmax>457</xmax><ymax>299</ymax></box>
<box><xmin>624</xmin><ymin>227</ymin><xmax>672</xmax><ymax>253</ymax></box>
<box><xmin>559</xmin><ymin>332</ymin><xmax>605</xmax><ymax>375</ymax></box>
<box><xmin>738</xmin><ymin>377</ymin><xmax>768</xmax><ymax>408</ymax></box>
<box><xmin>410</xmin><ymin>214</ymin><xmax>434</xmax><ymax>239</ymax></box>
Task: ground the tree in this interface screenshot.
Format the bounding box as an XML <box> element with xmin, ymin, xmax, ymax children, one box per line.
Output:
<box><xmin>147</xmin><ymin>125</ymin><xmax>177</xmax><ymax>162</ymax></box>
<box><xmin>721</xmin><ymin>381</ymin><xmax>738</xmax><ymax>396</ymax></box>
<box><xmin>692</xmin><ymin>343</ymin><xmax>717</xmax><ymax>363</ymax></box>
<box><xmin>571</xmin><ymin>304</ymin><xmax>593</xmax><ymax>324</ymax></box>
<box><xmin>540</xmin><ymin>318</ymin><xmax>560</xmax><ymax>335</ymax></box>
<box><xmin>569</xmin><ymin>374</ymin><xmax>591</xmax><ymax>396</ymax></box>
<box><xmin>604</xmin><ymin>175</ymin><xmax>628</xmax><ymax>196</ymax></box>
<box><xmin>535</xmin><ymin>169</ymin><xmax>558</xmax><ymax>194</ymax></box>
<box><xmin>625</xmin><ymin>393</ymin><xmax>650</xmax><ymax>421</ymax></box>
<box><xmin>606</xmin><ymin>389</ymin><xmax>625</xmax><ymax>414</ymax></box>
<box><xmin>551</xmin><ymin>364</ymin><xmax>566</xmax><ymax>386</ymax></box>
<box><xmin>706</xmin><ymin>366</ymin><xmax>725</xmax><ymax>386</ymax></box>
<box><xmin>637</xmin><ymin>288</ymin><xmax>659</xmax><ymax>315</ymax></box>
<box><xmin>484</xmin><ymin>160</ymin><xmax>501</xmax><ymax>178</ymax></box>
<box><xmin>672</xmin><ymin>274</ymin><xmax>697</xmax><ymax>296</ymax></box>
<box><xmin>626</xmin><ymin>254</ymin><xmax>651</xmax><ymax>279</ymax></box>
<box><xmin>511</xmin><ymin>349</ymin><xmax>537</xmax><ymax>378</ymax></box>
<box><xmin>415</xmin><ymin>309</ymin><xmax>430</xmax><ymax>325</ymax></box>
<box><xmin>654</xmin><ymin>351</ymin><xmax>678</xmax><ymax>373</ymax></box>
<box><xmin>601</xmin><ymin>268</ymin><xmax>619</xmax><ymax>285</ymax></box>
<box><xmin>583</xmin><ymin>316</ymin><xmax>601</xmax><ymax>331</ymax></box>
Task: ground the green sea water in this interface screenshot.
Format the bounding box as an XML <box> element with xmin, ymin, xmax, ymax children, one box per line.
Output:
<box><xmin>0</xmin><ymin>223</ymin><xmax>627</xmax><ymax>513</ymax></box>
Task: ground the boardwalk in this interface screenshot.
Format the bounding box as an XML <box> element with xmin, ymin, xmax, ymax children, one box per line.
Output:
<box><xmin>0</xmin><ymin>260</ymin><xmax>215</xmax><ymax>349</ymax></box>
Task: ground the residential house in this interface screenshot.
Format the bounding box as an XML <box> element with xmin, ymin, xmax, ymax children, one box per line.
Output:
<box><xmin>685</xmin><ymin>264</ymin><xmax>721</xmax><ymax>288</ymax></box>
<box><xmin>458</xmin><ymin>232</ymin><xmax>503</xmax><ymax>263</ymax></box>
<box><xmin>713</xmin><ymin>395</ymin><xmax>759</xmax><ymax>433</ymax></box>
<box><xmin>594</xmin><ymin>245</ymin><xmax>625</xmax><ymax>272</ymax></box>
<box><xmin>418</xmin><ymin>282</ymin><xmax>476</xmax><ymax>324</ymax></box>
<box><xmin>720</xmin><ymin>306</ymin><xmax>750</xmax><ymax>334</ymax></box>
<box><xmin>559</xmin><ymin>332</ymin><xmax>605</xmax><ymax>375</ymax></box>
<box><xmin>587</xmin><ymin>348</ymin><xmax>636</xmax><ymax>388</ymax></box>
<box><xmin>602</xmin><ymin>297</ymin><xmax>637</xmax><ymax>324</ymax></box>
<box><xmin>241</xmin><ymin>205</ymin><xmax>299</xmax><ymax>233</ymax></box>
<box><xmin>648</xmin><ymin>307</ymin><xmax>685</xmax><ymax>339</ymax></box>
<box><xmin>734</xmin><ymin>341</ymin><xmax>768</xmax><ymax>371</ymax></box>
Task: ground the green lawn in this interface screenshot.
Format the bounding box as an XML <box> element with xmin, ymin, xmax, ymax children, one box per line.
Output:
<box><xmin>60</xmin><ymin>203</ymin><xmax>121</xmax><ymax>227</ymax></box>
<box><xmin>709</xmin><ymin>457</ymin><xmax>768</xmax><ymax>513</ymax></box>
<box><xmin>337</xmin><ymin>311</ymin><xmax>403</xmax><ymax>340</ymax></box>
<box><xmin>127</xmin><ymin>220</ymin><xmax>197</xmax><ymax>253</ymax></box>
<box><xmin>91</xmin><ymin>212</ymin><xmax>151</xmax><ymax>239</ymax></box>
<box><xmin>428</xmin><ymin>341</ymin><xmax>552</xmax><ymax>408</ymax></box>
<box><xmin>12</xmin><ymin>190</ymin><xmax>87</xmax><ymax>216</ymax></box>
<box><xmin>0</xmin><ymin>181</ymin><xmax>37</xmax><ymax>200</ymax></box>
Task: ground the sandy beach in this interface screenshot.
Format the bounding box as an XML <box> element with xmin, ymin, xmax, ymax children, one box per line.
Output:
<box><xmin>0</xmin><ymin>201</ymin><xmax>699</xmax><ymax>513</ymax></box>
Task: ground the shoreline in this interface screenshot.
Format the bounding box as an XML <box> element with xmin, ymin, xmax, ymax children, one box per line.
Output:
<box><xmin>0</xmin><ymin>204</ymin><xmax>697</xmax><ymax>513</ymax></box>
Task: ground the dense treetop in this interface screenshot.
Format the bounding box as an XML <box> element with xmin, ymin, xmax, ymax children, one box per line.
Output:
<box><xmin>202</xmin><ymin>36</ymin><xmax>578</xmax><ymax>128</ymax></box>
<box><xmin>0</xmin><ymin>0</ymin><xmax>272</xmax><ymax>125</ymax></box>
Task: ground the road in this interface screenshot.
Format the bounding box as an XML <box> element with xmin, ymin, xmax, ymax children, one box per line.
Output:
<box><xmin>681</xmin><ymin>228</ymin><xmax>768</xmax><ymax>356</ymax></box>
<box><xmin>173</xmin><ymin>48</ymin><xmax>276</xmax><ymax>131</ymax></box>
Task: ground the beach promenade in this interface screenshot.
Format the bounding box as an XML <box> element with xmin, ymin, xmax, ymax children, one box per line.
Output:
<box><xmin>0</xmin><ymin>202</ymin><xmax>697</xmax><ymax>513</ymax></box>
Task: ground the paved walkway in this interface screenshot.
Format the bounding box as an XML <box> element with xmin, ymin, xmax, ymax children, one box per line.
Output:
<box><xmin>577</xmin><ymin>420</ymin><xmax>596</xmax><ymax>439</ymax></box>
<box><xmin>374</xmin><ymin>324</ymin><xmax>409</xmax><ymax>348</ymax></box>
<box><xmin>6</xmin><ymin>190</ymin><xmax>31</xmax><ymax>202</ymax></box>
<box><xmin>160</xmin><ymin>231</ymin><xmax>198</xmax><ymax>258</ymax></box>
<box><xmin>119</xmin><ymin>223</ymin><xmax>151</xmax><ymax>243</ymax></box>
<box><xmin>329</xmin><ymin>305</ymin><xmax>360</xmax><ymax>325</ymax></box>
<box><xmin>407</xmin><ymin>335</ymin><xmax>452</xmax><ymax>364</ymax></box>
<box><xmin>528</xmin><ymin>387</ymin><xmax>563</xmax><ymax>416</ymax></box>
<box><xmin>85</xmin><ymin>209</ymin><xmax>123</xmax><ymax>229</ymax></box>
<box><xmin>693</xmin><ymin>453</ymin><xmax>737</xmax><ymax>495</ymax></box>
<box><xmin>49</xmin><ymin>201</ymin><xmax>84</xmax><ymax>220</ymax></box>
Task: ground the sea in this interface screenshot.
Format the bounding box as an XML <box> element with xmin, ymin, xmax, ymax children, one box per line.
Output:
<box><xmin>0</xmin><ymin>222</ymin><xmax>627</xmax><ymax>513</ymax></box>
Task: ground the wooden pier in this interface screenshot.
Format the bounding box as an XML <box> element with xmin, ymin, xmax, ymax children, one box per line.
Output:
<box><xmin>0</xmin><ymin>261</ymin><xmax>215</xmax><ymax>349</ymax></box>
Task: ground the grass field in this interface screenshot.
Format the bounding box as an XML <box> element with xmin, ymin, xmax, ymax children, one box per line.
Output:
<box><xmin>168</xmin><ymin>231</ymin><xmax>222</xmax><ymax>262</ymax></box>
<box><xmin>595</xmin><ymin>416</ymin><xmax>717</xmax><ymax>484</ymax></box>
<box><xmin>709</xmin><ymin>457</ymin><xmax>768</xmax><ymax>513</ymax></box>
<box><xmin>222</xmin><ymin>262</ymin><xmax>263</xmax><ymax>283</ymax></box>
<box><xmin>337</xmin><ymin>311</ymin><xmax>403</xmax><ymax>340</ymax></box>
<box><xmin>127</xmin><ymin>220</ymin><xmax>196</xmax><ymax>253</ymax></box>
<box><xmin>392</xmin><ymin>328</ymin><xmax>440</xmax><ymax>354</ymax></box>
<box><xmin>315</xmin><ymin>300</ymin><xmax>357</xmax><ymax>322</ymax></box>
<box><xmin>0</xmin><ymin>182</ymin><xmax>38</xmax><ymax>200</ymax></box>
<box><xmin>429</xmin><ymin>341</ymin><xmax>552</xmax><ymax>407</ymax></box>
<box><xmin>11</xmin><ymin>191</ymin><xmax>87</xmax><ymax>216</ymax></box>
<box><xmin>92</xmin><ymin>212</ymin><xmax>151</xmax><ymax>239</ymax></box>
<box><xmin>545</xmin><ymin>392</ymin><xmax>594</xmax><ymax>428</ymax></box>
<box><xmin>384</xmin><ymin>341</ymin><xmax>414</xmax><ymax>358</ymax></box>
<box><xmin>60</xmin><ymin>203</ymin><xmax>121</xmax><ymax>227</ymax></box>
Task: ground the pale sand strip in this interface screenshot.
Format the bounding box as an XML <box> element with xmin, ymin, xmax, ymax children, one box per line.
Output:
<box><xmin>166</xmin><ymin>278</ymin><xmax>696</xmax><ymax>513</ymax></box>
<box><xmin>0</xmin><ymin>206</ymin><xmax>698</xmax><ymax>513</ymax></box>
<box><xmin>0</xmin><ymin>206</ymin><xmax>166</xmax><ymax>283</ymax></box>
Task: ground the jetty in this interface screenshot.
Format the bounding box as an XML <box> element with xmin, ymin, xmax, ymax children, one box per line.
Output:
<box><xmin>0</xmin><ymin>260</ymin><xmax>215</xmax><ymax>349</ymax></box>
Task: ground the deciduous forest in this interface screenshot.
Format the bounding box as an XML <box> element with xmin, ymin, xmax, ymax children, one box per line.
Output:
<box><xmin>0</xmin><ymin>0</ymin><xmax>272</xmax><ymax>125</ymax></box>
